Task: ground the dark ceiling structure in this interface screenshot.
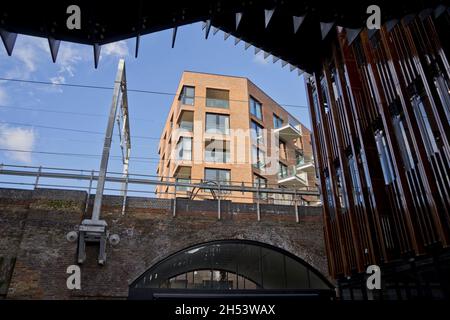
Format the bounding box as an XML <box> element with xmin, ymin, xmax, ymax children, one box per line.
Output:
<box><xmin>1</xmin><ymin>1</ymin><xmax>449</xmax><ymax>72</ymax></box>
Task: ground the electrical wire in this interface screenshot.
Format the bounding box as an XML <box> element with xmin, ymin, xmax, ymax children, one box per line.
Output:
<box><xmin>0</xmin><ymin>104</ymin><xmax>159</xmax><ymax>124</ymax></box>
<box><xmin>0</xmin><ymin>77</ymin><xmax>309</xmax><ymax>109</ymax></box>
<box><xmin>0</xmin><ymin>121</ymin><xmax>161</xmax><ymax>141</ymax></box>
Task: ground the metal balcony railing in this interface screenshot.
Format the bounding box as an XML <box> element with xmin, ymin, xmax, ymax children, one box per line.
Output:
<box><xmin>0</xmin><ymin>163</ymin><xmax>321</xmax><ymax>221</ymax></box>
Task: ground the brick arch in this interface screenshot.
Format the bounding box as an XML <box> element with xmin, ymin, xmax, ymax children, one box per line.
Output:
<box><xmin>129</xmin><ymin>239</ymin><xmax>333</xmax><ymax>290</ymax></box>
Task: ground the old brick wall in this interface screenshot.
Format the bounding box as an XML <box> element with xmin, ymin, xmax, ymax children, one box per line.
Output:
<box><xmin>0</xmin><ymin>188</ymin><xmax>329</xmax><ymax>299</ymax></box>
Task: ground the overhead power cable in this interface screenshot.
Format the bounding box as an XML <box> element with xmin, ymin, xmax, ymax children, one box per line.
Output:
<box><xmin>0</xmin><ymin>77</ymin><xmax>309</xmax><ymax>109</ymax></box>
<box><xmin>0</xmin><ymin>121</ymin><xmax>161</xmax><ymax>141</ymax></box>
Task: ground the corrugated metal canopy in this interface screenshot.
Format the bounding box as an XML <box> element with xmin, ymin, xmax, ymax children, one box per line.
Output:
<box><xmin>1</xmin><ymin>0</ymin><xmax>449</xmax><ymax>72</ymax></box>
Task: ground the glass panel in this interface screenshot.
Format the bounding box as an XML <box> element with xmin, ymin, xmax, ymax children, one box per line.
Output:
<box><xmin>206</xmin><ymin>88</ymin><xmax>229</xmax><ymax>109</ymax></box>
<box><xmin>181</xmin><ymin>86</ymin><xmax>195</xmax><ymax>105</ymax></box>
<box><xmin>131</xmin><ymin>241</ymin><xmax>331</xmax><ymax>291</ymax></box>
<box><xmin>205</xmin><ymin>140</ymin><xmax>230</xmax><ymax>163</ymax></box>
<box><xmin>253</xmin><ymin>174</ymin><xmax>268</xmax><ymax>200</ymax></box>
<box><xmin>278</xmin><ymin>162</ymin><xmax>288</xmax><ymax>179</ymax></box>
<box><xmin>250</xmin><ymin>97</ymin><xmax>262</xmax><ymax>120</ymax></box>
<box><xmin>273</xmin><ymin>114</ymin><xmax>283</xmax><ymax>129</ymax></box>
<box><xmin>193</xmin><ymin>270</ymin><xmax>212</xmax><ymax>289</ymax></box>
<box><xmin>176</xmin><ymin>178</ymin><xmax>191</xmax><ymax>192</ymax></box>
<box><xmin>261</xmin><ymin>247</ymin><xmax>286</xmax><ymax>289</ymax></box>
<box><xmin>206</xmin><ymin>113</ymin><xmax>230</xmax><ymax>135</ymax></box>
<box><xmin>205</xmin><ymin>168</ymin><xmax>230</xmax><ymax>185</ymax></box>
<box><xmin>285</xmin><ymin>256</ymin><xmax>309</xmax><ymax>288</ymax></box>
<box><xmin>295</xmin><ymin>151</ymin><xmax>304</xmax><ymax>165</ymax></box>
<box><xmin>175</xmin><ymin>137</ymin><xmax>192</xmax><ymax>161</ymax></box>
<box><xmin>252</xmin><ymin>146</ymin><xmax>266</xmax><ymax>170</ymax></box>
<box><xmin>251</xmin><ymin>121</ymin><xmax>264</xmax><ymax>145</ymax></box>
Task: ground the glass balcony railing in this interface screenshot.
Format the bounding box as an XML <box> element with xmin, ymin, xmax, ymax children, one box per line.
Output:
<box><xmin>206</xmin><ymin>98</ymin><xmax>229</xmax><ymax>109</ymax></box>
<box><xmin>278</xmin><ymin>165</ymin><xmax>308</xmax><ymax>187</ymax></box>
<box><xmin>175</xmin><ymin>178</ymin><xmax>192</xmax><ymax>192</ymax></box>
<box><xmin>205</xmin><ymin>151</ymin><xmax>231</xmax><ymax>163</ymax></box>
<box><xmin>179</xmin><ymin>121</ymin><xmax>193</xmax><ymax>132</ymax></box>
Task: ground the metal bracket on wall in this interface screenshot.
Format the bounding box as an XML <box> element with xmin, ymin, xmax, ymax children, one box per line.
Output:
<box><xmin>77</xmin><ymin>59</ymin><xmax>130</xmax><ymax>265</ymax></box>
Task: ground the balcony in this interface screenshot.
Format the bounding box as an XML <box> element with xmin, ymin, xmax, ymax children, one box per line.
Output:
<box><xmin>174</xmin><ymin>166</ymin><xmax>192</xmax><ymax>193</ymax></box>
<box><xmin>177</xmin><ymin>110</ymin><xmax>194</xmax><ymax>133</ymax></box>
<box><xmin>278</xmin><ymin>165</ymin><xmax>309</xmax><ymax>188</ymax></box>
<box><xmin>274</xmin><ymin>123</ymin><xmax>302</xmax><ymax>141</ymax></box>
<box><xmin>297</xmin><ymin>161</ymin><xmax>315</xmax><ymax>173</ymax></box>
<box><xmin>206</xmin><ymin>88</ymin><xmax>230</xmax><ymax>109</ymax></box>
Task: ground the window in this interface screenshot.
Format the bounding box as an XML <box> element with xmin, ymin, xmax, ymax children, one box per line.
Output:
<box><xmin>206</xmin><ymin>88</ymin><xmax>229</xmax><ymax>109</ymax></box>
<box><xmin>175</xmin><ymin>137</ymin><xmax>192</xmax><ymax>161</ymax></box>
<box><xmin>178</xmin><ymin>111</ymin><xmax>194</xmax><ymax>132</ymax></box>
<box><xmin>130</xmin><ymin>241</ymin><xmax>333</xmax><ymax>292</ymax></box>
<box><xmin>253</xmin><ymin>174</ymin><xmax>268</xmax><ymax>200</ymax></box>
<box><xmin>205</xmin><ymin>139</ymin><xmax>230</xmax><ymax>163</ymax></box>
<box><xmin>180</xmin><ymin>86</ymin><xmax>195</xmax><ymax>105</ymax></box>
<box><xmin>176</xmin><ymin>177</ymin><xmax>191</xmax><ymax>192</ymax></box>
<box><xmin>252</xmin><ymin>146</ymin><xmax>266</xmax><ymax>170</ymax></box>
<box><xmin>273</xmin><ymin>114</ymin><xmax>283</xmax><ymax>129</ymax></box>
<box><xmin>206</xmin><ymin>113</ymin><xmax>230</xmax><ymax>135</ymax></box>
<box><xmin>204</xmin><ymin>168</ymin><xmax>231</xmax><ymax>186</ymax></box>
<box><xmin>249</xmin><ymin>96</ymin><xmax>262</xmax><ymax>120</ymax></box>
<box><xmin>278</xmin><ymin>162</ymin><xmax>288</xmax><ymax>179</ymax></box>
<box><xmin>250</xmin><ymin>120</ymin><xmax>264</xmax><ymax>145</ymax></box>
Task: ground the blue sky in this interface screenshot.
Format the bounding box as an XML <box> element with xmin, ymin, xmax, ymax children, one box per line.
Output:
<box><xmin>0</xmin><ymin>22</ymin><xmax>310</xmax><ymax>193</ymax></box>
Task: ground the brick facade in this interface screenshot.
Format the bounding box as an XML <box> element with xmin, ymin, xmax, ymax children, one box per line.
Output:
<box><xmin>0</xmin><ymin>188</ymin><xmax>328</xmax><ymax>299</ymax></box>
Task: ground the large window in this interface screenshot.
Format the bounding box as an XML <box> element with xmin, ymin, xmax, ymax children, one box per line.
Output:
<box><xmin>249</xmin><ymin>96</ymin><xmax>262</xmax><ymax>120</ymax></box>
<box><xmin>130</xmin><ymin>240</ymin><xmax>333</xmax><ymax>293</ymax></box>
<box><xmin>252</xmin><ymin>146</ymin><xmax>266</xmax><ymax>170</ymax></box>
<box><xmin>180</xmin><ymin>86</ymin><xmax>195</xmax><ymax>105</ymax></box>
<box><xmin>176</xmin><ymin>177</ymin><xmax>191</xmax><ymax>192</ymax></box>
<box><xmin>204</xmin><ymin>168</ymin><xmax>231</xmax><ymax>185</ymax></box>
<box><xmin>206</xmin><ymin>88</ymin><xmax>230</xmax><ymax>109</ymax></box>
<box><xmin>206</xmin><ymin>113</ymin><xmax>230</xmax><ymax>135</ymax></box>
<box><xmin>273</xmin><ymin>114</ymin><xmax>283</xmax><ymax>129</ymax></box>
<box><xmin>253</xmin><ymin>174</ymin><xmax>268</xmax><ymax>200</ymax></box>
<box><xmin>205</xmin><ymin>139</ymin><xmax>230</xmax><ymax>163</ymax></box>
<box><xmin>250</xmin><ymin>120</ymin><xmax>264</xmax><ymax>145</ymax></box>
<box><xmin>175</xmin><ymin>137</ymin><xmax>192</xmax><ymax>161</ymax></box>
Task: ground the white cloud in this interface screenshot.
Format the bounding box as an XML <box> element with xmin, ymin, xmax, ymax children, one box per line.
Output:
<box><xmin>56</xmin><ymin>43</ymin><xmax>87</xmax><ymax>77</ymax></box>
<box><xmin>102</xmin><ymin>41</ymin><xmax>129</xmax><ymax>58</ymax></box>
<box><xmin>0</xmin><ymin>124</ymin><xmax>36</xmax><ymax>163</ymax></box>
